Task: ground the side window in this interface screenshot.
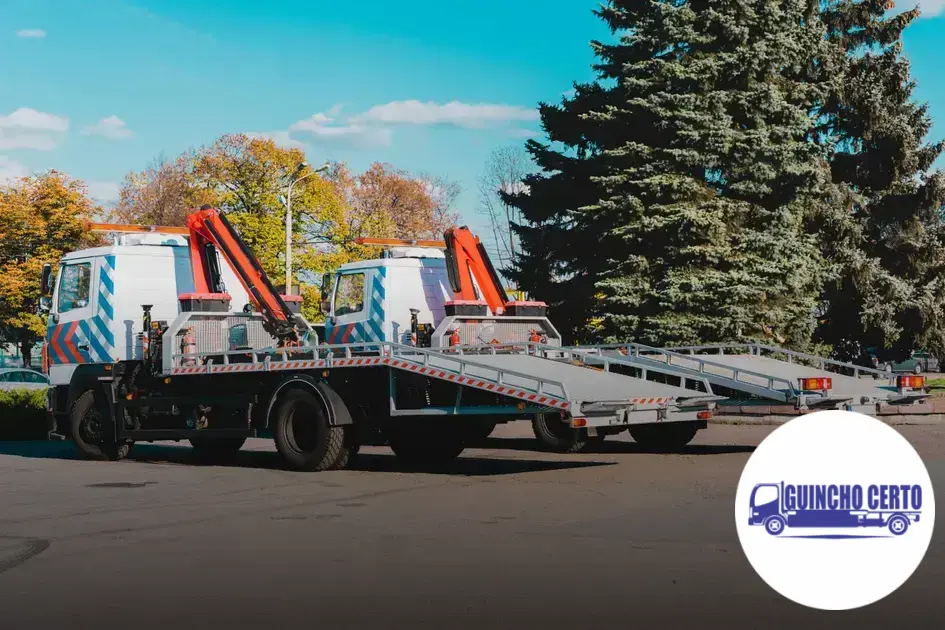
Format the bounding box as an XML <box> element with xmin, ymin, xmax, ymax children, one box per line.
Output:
<box><xmin>0</xmin><ymin>373</ymin><xmax>8</xmax><ymax>382</ymax></box>
<box><xmin>6</xmin><ymin>371</ymin><xmax>24</xmax><ymax>383</ymax></box>
<box><xmin>23</xmin><ymin>372</ymin><xmax>46</xmax><ymax>384</ymax></box>
<box><xmin>58</xmin><ymin>262</ymin><xmax>92</xmax><ymax>313</ymax></box>
<box><xmin>334</xmin><ymin>273</ymin><xmax>365</xmax><ymax>317</ymax></box>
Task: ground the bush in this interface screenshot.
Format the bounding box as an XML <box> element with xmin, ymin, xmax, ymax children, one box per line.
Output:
<box><xmin>0</xmin><ymin>388</ymin><xmax>49</xmax><ymax>439</ymax></box>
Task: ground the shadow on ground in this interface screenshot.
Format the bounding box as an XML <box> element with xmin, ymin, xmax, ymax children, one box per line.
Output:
<box><xmin>0</xmin><ymin>440</ymin><xmax>615</xmax><ymax>477</ymax></box>
<box><xmin>474</xmin><ymin>436</ymin><xmax>756</xmax><ymax>456</ymax></box>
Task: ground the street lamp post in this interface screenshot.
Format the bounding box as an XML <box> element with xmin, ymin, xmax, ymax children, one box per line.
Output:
<box><xmin>280</xmin><ymin>161</ymin><xmax>330</xmax><ymax>295</ymax></box>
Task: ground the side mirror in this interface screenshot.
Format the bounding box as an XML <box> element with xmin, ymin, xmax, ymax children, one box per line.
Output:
<box><xmin>38</xmin><ymin>296</ymin><xmax>52</xmax><ymax>313</ymax></box>
<box><xmin>41</xmin><ymin>263</ymin><xmax>53</xmax><ymax>296</ymax></box>
<box><xmin>320</xmin><ymin>272</ymin><xmax>333</xmax><ymax>297</ymax></box>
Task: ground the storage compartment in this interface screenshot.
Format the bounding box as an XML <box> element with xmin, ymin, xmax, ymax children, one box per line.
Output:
<box><xmin>179</xmin><ymin>292</ymin><xmax>232</xmax><ymax>313</ymax></box>
<box><xmin>505</xmin><ymin>300</ymin><xmax>548</xmax><ymax>317</ymax></box>
<box><xmin>281</xmin><ymin>294</ymin><xmax>303</xmax><ymax>314</ymax></box>
<box><xmin>444</xmin><ymin>300</ymin><xmax>489</xmax><ymax>316</ymax></box>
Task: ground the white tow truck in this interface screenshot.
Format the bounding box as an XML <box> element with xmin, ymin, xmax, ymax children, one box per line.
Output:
<box><xmin>38</xmin><ymin>207</ymin><xmax>716</xmax><ymax>470</ymax></box>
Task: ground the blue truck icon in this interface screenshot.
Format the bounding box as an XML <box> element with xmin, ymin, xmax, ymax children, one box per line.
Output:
<box><xmin>749</xmin><ymin>482</ymin><xmax>922</xmax><ymax>537</ymax></box>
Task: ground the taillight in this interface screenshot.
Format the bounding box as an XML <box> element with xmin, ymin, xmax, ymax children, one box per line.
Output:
<box><xmin>41</xmin><ymin>343</ymin><xmax>49</xmax><ymax>374</ymax></box>
<box><xmin>897</xmin><ymin>375</ymin><xmax>925</xmax><ymax>389</ymax></box>
<box><xmin>799</xmin><ymin>377</ymin><xmax>832</xmax><ymax>391</ymax></box>
<box><xmin>697</xmin><ymin>411</ymin><xmax>713</xmax><ymax>420</ymax></box>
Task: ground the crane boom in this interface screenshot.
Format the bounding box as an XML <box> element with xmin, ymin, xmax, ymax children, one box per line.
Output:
<box><xmin>442</xmin><ymin>227</ymin><xmax>510</xmax><ymax>314</ymax></box>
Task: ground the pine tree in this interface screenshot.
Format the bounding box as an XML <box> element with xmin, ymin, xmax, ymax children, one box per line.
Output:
<box><xmin>508</xmin><ymin>0</ymin><xmax>836</xmax><ymax>347</ymax></box>
<box><xmin>816</xmin><ymin>1</ymin><xmax>945</xmax><ymax>362</ymax></box>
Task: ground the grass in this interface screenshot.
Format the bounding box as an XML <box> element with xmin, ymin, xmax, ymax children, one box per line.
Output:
<box><xmin>925</xmin><ymin>377</ymin><xmax>945</xmax><ymax>396</ymax></box>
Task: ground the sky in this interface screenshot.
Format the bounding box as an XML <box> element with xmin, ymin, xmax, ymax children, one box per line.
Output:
<box><xmin>1</xmin><ymin>0</ymin><xmax>943</xmax><ymax>239</ymax></box>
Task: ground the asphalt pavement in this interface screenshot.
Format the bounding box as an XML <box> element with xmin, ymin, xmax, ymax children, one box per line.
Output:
<box><xmin>0</xmin><ymin>422</ymin><xmax>942</xmax><ymax>629</ymax></box>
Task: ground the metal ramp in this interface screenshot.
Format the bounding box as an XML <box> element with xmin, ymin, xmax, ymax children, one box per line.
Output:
<box><xmin>664</xmin><ymin>343</ymin><xmax>925</xmax><ymax>405</ymax></box>
<box><xmin>162</xmin><ymin>315</ymin><xmax>717</xmax><ymax>426</ymax></box>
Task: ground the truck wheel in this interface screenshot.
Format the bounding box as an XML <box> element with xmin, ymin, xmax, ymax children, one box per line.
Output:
<box><xmin>272</xmin><ymin>389</ymin><xmax>345</xmax><ymax>472</ymax></box>
<box><xmin>189</xmin><ymin>437</ymin><xmax>246</xmax><ymax>456</ymax></box>
<box><xmin>765</xmin><ymin>515</ymin><xmax>786</xmax><ymax>536</ymax></box>
<box><xmin>386</xmin><ymin>421</ymin><xmax>466</xmax><ymax>468</ymax></box>
<box><xmin>69</xmin><ymin>390</ymin><xmax>130</xmax><ymax>462</ymax></box>
<box><xmin>324</xmin><ymin>426</ymin><xmax>361</xmax><ymax>471</ymax></box>
<box><xmin>462</xmin><ymin>419</ymin><xmax>498</xmax><ymax>445</ymax></box>
<box><xmin>629</xmin><ymin>422</ymin><xmax>700</xmax><ymax>452</ymax></box>
<box><xmin>888</xmin><ymin>515</ymin><xmax>910</xmax><ymax>536</ymax></box>
<box><xmin>531</xmin><ymin>413</ymin><xmax>588</xmax><ymax>453</ymax></box>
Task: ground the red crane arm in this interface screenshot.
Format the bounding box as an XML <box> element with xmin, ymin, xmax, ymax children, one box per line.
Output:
<box><xmin>443</xmin><ymin>227</ymin><xmax>511</xmax><ymax>314</ymax></box>
<box><xmin>186</xmin><ymin>207</ymin><xmax>299</xmax><ymax>335</ymax></box>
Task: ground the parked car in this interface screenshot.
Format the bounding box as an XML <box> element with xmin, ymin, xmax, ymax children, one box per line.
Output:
<box><xmin>882</xmin><ymin>351</ymin><xmax>939</xmax><ymax>375</ymax></box>
<box><xmin>0</xmin><ymin>368</ymin><xmax>49</xmax><ymax>390</ymax></box>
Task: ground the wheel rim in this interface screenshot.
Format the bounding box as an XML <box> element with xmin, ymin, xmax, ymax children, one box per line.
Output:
<box><xmin>286</xmin><ymin>401</ymin><xmax>320</xmax><ymax>453</ymax></box>
<box><xmin>80</xmin><ymin>410</ymin><xmax>104</xmax><ymax>444</ymax></box>
<box><xmin>768</xmin><ymin>519</ymin><xmax>782</xmax><ymax>533</ymax></box>
<box><xmin>891</xmin><ymin>519</ymin><xmax>905</xmax><ymax>533</ymax></box>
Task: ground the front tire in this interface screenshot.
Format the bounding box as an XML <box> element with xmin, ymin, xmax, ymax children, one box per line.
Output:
<box><xmin>888</xmin><ymin>515</ymin><xmax>909</xmax><ymax>536</ymax></box>
<box><xmin>765</xmin><ymin>515</ymin><xmax>786</xmax><ymax>536</ymax></box>
<box><xmin>531</xmin><ymin>413</ymin><xmax>588</xmax><ymax>453</ymax></box>
<box><xmin>272</xmin><ymin>389</ymin><xmax>345</xmax><ymax>472</ymax></box>
<box><xmin>629</xmin><ymin>422</ymin><xmax>700</xmax><ymax>452</ymax></box>
<box><xmin>69</xmin><ymin>390</ymin><xmax>130</xmax><ymax>461</ymax></box>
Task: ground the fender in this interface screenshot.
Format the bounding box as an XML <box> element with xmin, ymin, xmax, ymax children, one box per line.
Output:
<box><xmin>264</xmin><ymin>374</ymin><xmax>353</xmax><ymax>428</ymax></box>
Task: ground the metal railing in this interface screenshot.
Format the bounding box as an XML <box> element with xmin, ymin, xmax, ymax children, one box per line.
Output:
<box><xmin>665</xmin><ymin>342</ymin><xmax>895</xmax><ymax>382</ymax></box>
<box><xmin>169</xmin><ymin>340</ymin><xmax>572</xmax><ymax>402</ymax></box>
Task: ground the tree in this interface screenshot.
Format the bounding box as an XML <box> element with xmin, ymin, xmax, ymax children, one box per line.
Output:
<box><xmin>110</xmin><ymin>151</ymin><xmax>211</xmax><ymax>226</ymax></box>
<box><xmin>0</xmin><ymin>171</ymin><xmax>101</xmax><ymax>366</ymax></box>
<box><xmin>191</xmin><ymin>134</ymin><xmax>348</xmax><ymax>283</ymax></box>
<box><xmin>814</xmin><ymin>0</ymin><xmax>945</xmax><ymax>362</ymax></box>
<box><xmin>477</xmin><ymin>145</ymin><xmax>532</xmax><ymax>270</ymax></box>
<box><xmin>506</xmin><ymin>0</ymin><xmax>836</xmax><ymax>348</ymax></box>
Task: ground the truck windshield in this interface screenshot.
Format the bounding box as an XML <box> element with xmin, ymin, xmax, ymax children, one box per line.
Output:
<box><xmin>752</xmin><ymin>485</ymin><xmax>779</xmax><ymax>508</ymax></box>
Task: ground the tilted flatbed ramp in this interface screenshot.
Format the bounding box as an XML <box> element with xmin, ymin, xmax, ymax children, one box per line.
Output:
<box><xmin>162</xmin><ymin>313</ymin><xmax>716</xmax><ymax>428</ymax></box>
<box><xmin>664</xmin><ymin>343</ymin><xmax>927</xmax><ymax>407</ymax></box>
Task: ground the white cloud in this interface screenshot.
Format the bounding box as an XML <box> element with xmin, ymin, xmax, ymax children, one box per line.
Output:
<box><xmin>508</xmin><ymin>128</ymin><xmax>541</xmax><ymax>139</ymax></box>
<box><xmin>353</xmin><ymin>100</ymin><xmax>538</xmax><ymax>129</ymax></box>
<box><xmin>289</xmin><ymin>109</ymin><xmax>393</xmax><ymax>149</ymax></box>
<box><xmin>246</xmin><ymin>130</ymin><xmax>308</xmax><ymax>151</ymax></box>
<box><xmin>16</xmin><ymin>29</ymin><xmax>46</xmax><ymax>39</ymax></box>
<box><xmin>0</xmin><ymin>107</ymin><xmax>69</xmax><ymax>132</ymax></box>
<box><xmin>918</xmin><ymin>0</ymin><xmax>944</xmax><ymax>15</ymax></box>
<box><xmin>86</xmin><ymin>181</ymin><xmax>120</xmax><ymax>203</ymax></box>
<box><xmin>0</xmin><ymin>156</ymin><xmax>29</xmax><ymax>184</ymax></box>
<box><xmin>81</xmin><ymin>115</ymin><xmax>133</xmax><ymax>140</ymax></box>
<box><xmin>0</xmin><ymin>134</ymin><xmax>57</xmax><ymax>151</ymax></box>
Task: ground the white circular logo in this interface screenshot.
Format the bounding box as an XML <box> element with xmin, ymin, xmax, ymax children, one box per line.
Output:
<box><xmin>735</xmin><ymin>409</ymin><xmax>935</xmax><ymax>610</ymax></box>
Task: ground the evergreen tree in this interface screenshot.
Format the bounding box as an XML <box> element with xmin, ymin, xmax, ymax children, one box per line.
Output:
<box><xmin>816</xmin><ymin>1</ymin><xmax>945</xmax><ymax>362</ymax></box>
<box><xmin>508</xmin><ymin>0</ymin><xmax>836</xmax><ymax>347</ymax></box>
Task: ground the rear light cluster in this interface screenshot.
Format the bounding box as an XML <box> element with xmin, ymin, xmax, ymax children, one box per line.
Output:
<box><xmin>799</xmin><ymin>377</ymin><xmax>832</xmax><ymax>391</ymax></box>
<box><xmin>897</xmin><ymin>375</ymin><xmax>925</xmax><ymax>389</ymax></box>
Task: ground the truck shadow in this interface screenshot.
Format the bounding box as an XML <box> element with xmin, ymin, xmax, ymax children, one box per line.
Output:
<box><xmin>0</xmin><ymin>440</ymin><xmax>615</xmax><ymax>477</ymax></box>
<box><xmin>473</xmin><ymin>437</ymin><xmax>756</xmax><ymax>456</ymax></box>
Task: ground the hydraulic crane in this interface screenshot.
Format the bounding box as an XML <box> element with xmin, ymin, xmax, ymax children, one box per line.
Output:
<box><xmin>87</xmin><ymin>206</ymin><xmax>309</xmax><ymax>345</ymax></box>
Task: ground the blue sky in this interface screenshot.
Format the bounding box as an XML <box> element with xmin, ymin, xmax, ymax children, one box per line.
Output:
<box><xmin>1</xmin><ymin>0</ymin><xmax>943</xmax><ymax>239</ymax></box>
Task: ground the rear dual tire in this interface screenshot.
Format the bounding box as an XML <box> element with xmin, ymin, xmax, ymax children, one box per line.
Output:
<box><xmin>531</xmin><ymin>413</ymin><xmax>589</xmax><ymax>453</ymax></box>
<box><xmin>385</xmin><ymin>419</ymin><xmax>467</xmax><ymax>468</ymax></box>
<box><xmin>629</xmin><ymin>423</ymin><xmax>700</xmax><ymax>452</ymax></box>
<box><xmin>272</xmin><ymin>389</ymin><xmax>355</xmax><ymax>472</ymax></box>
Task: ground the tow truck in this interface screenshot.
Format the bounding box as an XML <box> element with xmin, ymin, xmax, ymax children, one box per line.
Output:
<box><xmin>38</xmin><ymin>206</ymin><xmax>715</xmax><ymax>470</ymax></box>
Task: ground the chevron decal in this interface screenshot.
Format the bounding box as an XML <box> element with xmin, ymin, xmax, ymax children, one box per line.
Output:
<box><xmin>46</xmin><ymin>255</ymin><xmax>117</xmax><ymax>365</ymax></box>
<box><xmin>326</xmin><ymin>267</ymin><xmax>388</xmax><ymax>345</ymax></box>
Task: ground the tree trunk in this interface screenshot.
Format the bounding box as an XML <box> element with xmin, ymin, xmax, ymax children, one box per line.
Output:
<box><xmin>20</xmin><ymin>340</ymin><xmax>34</xmax><ymax>369</ymax></box>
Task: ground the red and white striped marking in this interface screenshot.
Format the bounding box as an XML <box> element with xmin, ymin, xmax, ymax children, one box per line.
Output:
<box><xmin>169</xmin><ymin>354</ymin><xmax>571</xmax><ymax>410</ymax></box>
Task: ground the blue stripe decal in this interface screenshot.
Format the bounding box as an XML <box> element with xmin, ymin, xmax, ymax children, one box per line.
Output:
<box><xmin>99</xmin><ymin>266</ymin><xmax>114</xmax><ymax>295</ymax></box>
<box><xmin>97</xmin><ymin>291</ymin><xmax>114</xmax><ymax>320</ymax></box>
<box><xmin>93</xmin><ymin>314</ymin><xmax>115</xmax><ymax>347</ymax></box>
<box><xmin>80</xmin><ymin>320</ymin><xmax>109</xmax><ymax>363</ymax></box>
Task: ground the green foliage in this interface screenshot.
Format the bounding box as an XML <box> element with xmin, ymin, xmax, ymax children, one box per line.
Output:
<box><xmin>0</xmin><ymin>171</ymin><xmax>103</xmax><ymax>366</ymax></box>
<box><xmin>814</xmin><ymin>1</ymin><xmax>945</xmax><ymax>363</ymax></box>
<box><xmin>508</xmin><ymin>0</ymin><xmax>836</xmax><ymax>349</ymax></box>
<box><xmin>0</xmin><ymin>388</ymin><xmax>48</xmax><ymax>438</ymax></box>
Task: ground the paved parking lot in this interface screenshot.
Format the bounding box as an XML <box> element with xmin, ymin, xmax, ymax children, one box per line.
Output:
<box><xmin>0</xmin><ymin>422</ymin><xmax>942</xmax><ymax>629</ymax></box>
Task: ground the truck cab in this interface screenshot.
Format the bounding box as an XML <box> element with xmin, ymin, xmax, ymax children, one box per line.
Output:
<box><xmin>322</xmin><ymin>247</ymin><xmax>454</xmax><ymax>346</ymax></box>
<box><xmin>41</xmin><ymin>233</ymin><xmax>251</xmax><ymax>407</ymax></box>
